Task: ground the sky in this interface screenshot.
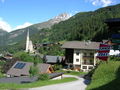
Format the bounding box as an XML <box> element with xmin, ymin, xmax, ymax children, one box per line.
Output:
<box><xmin>0</xmin><ymin>0</ymin><xmax>120</xmax><ymax>32</ymax></box>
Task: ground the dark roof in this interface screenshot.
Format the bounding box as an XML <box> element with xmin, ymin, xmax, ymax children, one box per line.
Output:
<box><xmin>0</xmin><ymin>72</ymin><xmax>64</xmax><ymax>84</ymax></box>
<box><xmin>49</xmin><ymin>72</ymin><xmax>64</xmax><ymax>79</ymax></box>
<box><xmin>7</xmin><ymin>61</ymin><xmax>51</xmax><ymax>77</ymax></box>
<box><xmin>62</xmin><ymin>41</ymin><xmax>100</xmax><ymax>50</ymax></box>
<box><xmin>105</xmin><ymin>18</ymin><xmax>120</xmax><ymax>23</ymax></box>
<box><xmin>0</xmin><ymin>76</ymin><xmax>38</xmax><ymax>84</ymax></box>
<box><xmin>45</xmin><ymin>55</ymin><xmax>62</xmax><ymax>63</ymax></box>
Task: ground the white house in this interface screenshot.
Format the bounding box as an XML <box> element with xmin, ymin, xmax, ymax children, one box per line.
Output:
<box><xmin>62</xmin><ymin>41</ymin><xmax>100</xmax><ymax>71</ymax></box>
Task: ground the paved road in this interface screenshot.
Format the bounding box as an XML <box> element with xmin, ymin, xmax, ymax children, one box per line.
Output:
<box><xmin>29</xmin><ymin>75</ymin><xmax>87</xmax><ymax>90</ymax></box>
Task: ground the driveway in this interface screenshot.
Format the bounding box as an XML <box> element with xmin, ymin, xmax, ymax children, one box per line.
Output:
<box><xmin>29</xmin><ymin>75</ymin><xmax>87</xmax><ymax>90</ymax></box>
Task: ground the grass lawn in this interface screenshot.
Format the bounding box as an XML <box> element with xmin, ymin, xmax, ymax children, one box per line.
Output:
<box><xmin>0</xmin><ymin>77</ymin><xmax>77</xmax><ymax>89</ymax></box>
<box><xmin>56</xmin><ymin>70</ymin><xmax>87</xmax><ymax>76</ymax></box>
<box><xmin>86</xmin><ymin>61</ymin><xmax>120</xmax><ymax>90</ymax></box>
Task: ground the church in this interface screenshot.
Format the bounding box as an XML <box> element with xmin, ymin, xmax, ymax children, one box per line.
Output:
<box><xmin>25</xmin><ymin>30</ymin><xmax>34</xmax><ymax>53</ymax></box>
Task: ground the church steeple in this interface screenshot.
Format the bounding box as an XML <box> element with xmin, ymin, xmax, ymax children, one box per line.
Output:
<box><xmin>25</xmin><ymin>29</ymin><xmax>34</xmax><ymax>53</ymax></box>
<box><xmin>26</xmin><ymin>29</ymin><xmax>30</xmax><ymax>52</ymax></box>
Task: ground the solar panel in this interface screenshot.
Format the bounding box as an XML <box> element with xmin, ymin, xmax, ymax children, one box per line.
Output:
<box><xmin>14</xmin><ymin>63</ymin><xmax>20</xmax><ymax>68</ymax></box>
<box><xmin>14</xmin><ymin>63</ymin><xmax>26</xmax><ymax>69</ymax></box>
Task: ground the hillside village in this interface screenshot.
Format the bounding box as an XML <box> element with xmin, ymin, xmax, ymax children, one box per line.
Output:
<box><xmin>0</xmin><ymin>4</ymin><xmax>120</xmax><ymax>90</ymax></box>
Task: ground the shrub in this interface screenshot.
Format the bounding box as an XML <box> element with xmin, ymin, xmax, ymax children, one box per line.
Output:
<box><xmin>29</xmin><ymin>66</ymin><xmax>39</xmax><ymax>77</ymax></box>
<box><xmin>0</xmin><ymin>72</ymin><xmax>4</xmax><ymax>78</ymax></box>
<box><xmin>109</xmin><ymin>56</ymin><xmax>120</xmax><ymax>61</ymax></box>
<box><xmin>53</xmin><ymin>64</ymin><xmax>62</xmax><ymax>71</ymax></box>
<box><xmin>38</xmin><ymin>74</ymin><xmax>50</xmax><ymax>81</ymax></box>
<box><xmin>14</xmin><ymin>51</ymin><xmax>34</xmax><ymax>62</ymax></box>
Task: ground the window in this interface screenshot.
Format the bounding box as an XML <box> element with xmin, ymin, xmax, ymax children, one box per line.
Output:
<box><xmin>84</xmin><ymin>53</ymin><xmax>87</xmax><ymax>56</ymax></box>
<box><xmin>76</xmin><ymin>59</ymin><xmax>79</xmax><ymax>62</ymax></box>
<box><xmin>89</xmin><ymin>66</ymin><xmax>93</xmax><ymax>69</ymax></box>
<box><xmin>90</xmin><ymin>59</ymin><xmax>93</xmax><ymax>64</ymax></box>
<box><xmin>76</xmin><ymin>52</ymin><xmax>79</xmax><ymax>55</ymax></box>
<box><xmin>90</xmin><ymin>53</ymin><xmax>93</xmax><ymax>56</ymax></box>
<box><xmin>83</xmin><ymin>66</ymin><xmax>87</xmax><ymax>69</ymax></box>
<box><xmin>83</xmin><ymin>59</ymin><xmax>87</xmax><ymax>64</ymax></box>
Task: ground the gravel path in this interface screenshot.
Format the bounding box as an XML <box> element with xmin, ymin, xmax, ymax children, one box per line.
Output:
<box><xmin>29</xmin><ymin>75</ymin><xmax>87</xmax><ymax>90</ymax></box>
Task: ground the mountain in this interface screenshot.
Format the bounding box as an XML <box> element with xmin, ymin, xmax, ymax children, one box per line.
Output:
<box><xmin>33</xmin><ymin>13</ymin><xmax>71</xmax><ymax>30</ymax></box>
<box><xmin>0</xmin><ymin>29</ymin><xmax>8</xmax><ymax>36</ymax></box>
<box><xmin>1</xmin><ymin>4</ymin><xmax>120</xmax><ymax>52</ymax></box>
<box><xmin>30</xmin><ymin>4</ymin><xmax>120</xmax><ymax>44</ymax></box>
<box><xmin>0</xmin><ymin>29</ymin><xmax>8</xmax><ymax>46</ymax></box>
<box><xmin>47</xmin><ymin>4</ymin><xmax>120</xmax><ymax>42</ymax></box>
<box><xmin>0</xmin><ymin>13</ymin><xmax>71</xmax><ymax>46</ymax></box>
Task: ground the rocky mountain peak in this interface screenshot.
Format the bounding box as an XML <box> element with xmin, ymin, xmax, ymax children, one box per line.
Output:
<box><xmin>51</xmin><ymin>13</ymin><xmax>71</xmax><ymax>24</ymax></box>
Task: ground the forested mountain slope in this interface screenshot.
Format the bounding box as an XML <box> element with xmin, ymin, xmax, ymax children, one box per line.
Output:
<box><xmin>46</xmin><ymin>4</ymin><xmax>120</xmax><ymax>42</ymax></box>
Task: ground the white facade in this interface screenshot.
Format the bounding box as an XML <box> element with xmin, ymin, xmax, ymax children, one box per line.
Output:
<box><xmin>73</xmin><ymin>49</ymin><xmax>81</xmax><ymax>65</ymax></box>
<box><xmin>109</xmin><ymin>49</ymin><xmax>120</xmax><ymax>56</ymax></box>
<box><xmin>73</xmin><ymin>49</ymin><xmax>97</xmax><ymax>72</ymax></box>
<box><xmin>25</xmin><ymin>30</ymin><xmax>34</xmax><ymax>53</ymax></box>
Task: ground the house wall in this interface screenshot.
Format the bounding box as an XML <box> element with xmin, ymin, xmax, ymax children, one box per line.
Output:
<box><xmin>45</xmin><ymin>66</ymin><xmax>54</xmax><ymax>74</ymax></box>
<box><xmin>73</xmin><ymin>49</ymin><xmax>82</xmax><ymax>65</ymax></box>
<box><xmin>73</xmin><ymin>49</ymin><xmax>97</xmax><ymax>71</ymax></box>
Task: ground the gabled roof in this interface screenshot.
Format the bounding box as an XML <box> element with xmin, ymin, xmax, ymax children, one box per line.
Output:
<box><xmin>62</xmin><ymin>41</ymin><xmax>100</xmax><ymax>50</ymax></box>
<box><xmin>37</xmin><ymin>63</ymin><xmax>51</xmax><ymax>73</ymax></box>
<box><xmin>7</xmin><ymin>61</ymin><xmax>33</xmax><ymax>76</ymax></box>
<box><xmin>45</xmin><ymin>55</ymin><xmax>62</xmax><ymax>63</ymax></box>
<box><xmin>7</xmin><ymin>61</ymin><xmax>52</xmax><ymax>77</ymax></box>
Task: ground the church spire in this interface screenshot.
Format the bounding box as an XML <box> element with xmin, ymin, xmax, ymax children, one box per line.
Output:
<box><xmin>25</xmin><ymin>29</ymin><xmax>30</xmax><ymax>52</ymax></box>
<box><xmin>25</xmin><ymin>29</ymin><xmax>34</xmax><ymax>53</ymax></box>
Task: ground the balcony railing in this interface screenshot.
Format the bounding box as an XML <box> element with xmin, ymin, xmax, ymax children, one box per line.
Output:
<box><xmin>82</xmin><ymin>62</ymin><xmax>94</xmax><ymax>65</ymax></box>
<box><xmin>83</xmin><ymin>56</ymin><xmax>94</xmax><ymax>60</ymax></box>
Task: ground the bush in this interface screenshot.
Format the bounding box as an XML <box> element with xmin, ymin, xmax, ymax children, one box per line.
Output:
<box><xmin>38</xmin><ymin>74</ymin><xmax>50</xmax><ymax>81</ymax></box>
<box><xmin>14</xmin><ymin>51</ymin><xmax>34</xmax><ymax>62</ymax></box>
<box><xmin>0</xmin><ymin>72</ymin><xmax>4</xmax><ymax>78</ymax></box>
<box><xmin>109</xmin><ymin>56</ymin><xmax>120</xmax><ymax>61</ymax></box>
<box><xmin>53</xmin><ymin>64</ymin><xmax>62</xmax><ymax>71</ymax></box>
<box><xmin>29</xmin><ymin>66</ymin><xmax>39</xmax><ymax>77</ymax></box>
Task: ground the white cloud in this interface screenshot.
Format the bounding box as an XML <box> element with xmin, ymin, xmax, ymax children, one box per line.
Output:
<box><xmin>87</xmin><ymin>0</ymin><xmax>114</xmax><ymax>7</ymax></box>
<box><xmin>0</xmin><ymin>17</ymin><xmax>32</xmax><ymax>32</ymax></box>
<box><xmin>0</xmin><ymin>17</ymin><xmax>12</xmax><ymax>32</ymax></box>
<box><xmin>13</xmin><ymin>22</ymin><xmax>32</xmax><ymax>30</ymax></box>
<box><xmin>101</xmin><ymin>0</ymin><xmax>113</xmax><ymax>7</ymax></box>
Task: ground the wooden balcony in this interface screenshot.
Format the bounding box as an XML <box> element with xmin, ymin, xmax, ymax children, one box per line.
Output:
<box><xmin>82</xmin><ymin>62</ymin><xmax>94</xmax><ymax>65</ymax></box>
<box><xmin>83</xmin><ymin>56</ymin><xmax>94</xmax><ymax>59</ymax></box>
